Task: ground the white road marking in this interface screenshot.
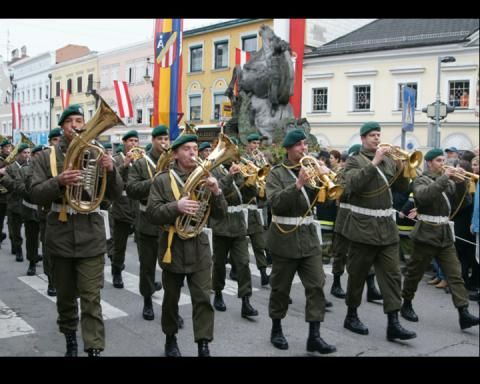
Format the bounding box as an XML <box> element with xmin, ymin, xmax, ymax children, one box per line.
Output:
<box><xmin>0</xmin><ymin>298</ymin><xmax>35</xmax><ymax>339</ymax></box>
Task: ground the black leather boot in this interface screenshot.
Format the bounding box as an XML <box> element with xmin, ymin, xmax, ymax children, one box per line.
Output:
<box><xmin>400</xmin><ymin>300</ymin><xmax>419</xmax><ymax>322</ymax></box>
<box><xmin>241</xmin><ymin>296</ymin><xmax>258</xmax><ymax>318</ymax></box>
<box><xmin>366</xmin><ymin>274</ymin><xmax>383</xmax><ymax>302</ymax></box>
<box><xmin>306</xmin><ymin>321</ymin><xmax>337</xmax><ymax>354</ymax></box>
<box><xmin>213</xmin><ymin>291</ymin><xmax>226</xmax><ymax>311</ymax></box>
<box><xmin>15</xmin><ymin>248</ymin><xmax>23</xmax><ymax>262</ymax></box>
<box><xmin>344</xmin><ymin>307</ymin><xmax>369</xmax><ymax>335</ymax></box>
<box><xmin>330</xmin><ymin>274</ymin><xmax>346</xmax><ymax>298</ymax></box>
<box><xmin>197</xmin><ymin>339</ymin><xmax>210</xmax><ymax>357</ymax></box>
<box><xmin>270</xmin><ymin>319</ymin><xmax>288</xmax><ymax>350</ymax></box>
<box><xmin>265</xmin><ymin>249</ymin><xmax>273</xmax><ymax>266</ymax></box>
<box><xmin>154</xmin><ymin>281</ymin><xmax>162</xmax><ymax>291</ymax></box>
<box><xmin>260</xmin><ymin>267</ymin><xmax>270</xmax><ymax>286</ymax></box>
<box><xmin>111</xmin><ymin>266</ymin><xmax>124</xmax><ymax>289</ymax></box>
<box><xmin>458</xmin><ymin>306</ymin><xmax>480</xmax><ymax>330</ymax></box>
<box><xmin>165</xmin><ymin>335</ymin><xmax>181</xmax><ymax>357</ymax></box>
<box><xmin>87</xmin><ymin>348</ymin><xmax>101</xmax><ymax>357</ymax></box>
<box><xmin>229</xmin><ymin>264</ymin><xmax>238</xmax><ymax>281</ymax></box>
<box><xmin>26</xmin><ymin>261</ymin><xmax>36</xmax><ymax>276</ymax></box>
<box><xmin>386</xmin><ymin>311</ymin><xmax>417</xmax><ymax>341</ymax></box>
<box><xmin>47</xmin><ymin>277</ymin><xmax>56</xmax><ymax>297</ymax></box>
<box><xmin>177</xmin><ymin>313</ymin><xmax>184</xmax><ymax>329</ymax></box>
<box><xmin>142</xmin><ymin>296</ymin><xmax>154</xmax><ymax>321</ymax></box>
<box><xmin>64</xmin><ymin>331</ymin><xmax>78</xmax><ymax>357</ymax></box>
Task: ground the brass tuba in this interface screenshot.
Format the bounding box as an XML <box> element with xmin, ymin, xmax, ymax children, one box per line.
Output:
<box><xmin>378</xmin><ymin>143</ymin><xmax>423</xmax><ymax>178</ymax></box>
<box><xmin>299</xmin><ymin>153</ymin><xmax>343</xmax><ymax>200</ymax></box>
<box><xmin>156</xmin><ymin>123</ymin><xmax>197</xmax><ymax>172</ymax></box>
<box><xmin>63</xmin><ymin>96</ymin><xmax>124</xmax><ymax>213</ymax></box>
<box><xmin>175</xmin><ymin>133</ymin><xmax>240</xmax><ymax>239</ymax></box>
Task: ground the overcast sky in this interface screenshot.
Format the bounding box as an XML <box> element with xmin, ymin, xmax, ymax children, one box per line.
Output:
<box><xmin>0</xmin><ymin>19</ymin><xmax>234</xmax><ymax>60</ymax></box>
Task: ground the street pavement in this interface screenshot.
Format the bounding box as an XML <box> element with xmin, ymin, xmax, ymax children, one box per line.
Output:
<box><xmin>0</xmin><ymin>234</ymin><xmax>478</xmax><ymax>357</ymax></box>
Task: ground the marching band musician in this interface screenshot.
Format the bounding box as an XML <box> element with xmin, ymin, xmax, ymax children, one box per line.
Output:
<box><xmin>126</xmin><ymin>125</ymin><xmax>183</xmax><ymax>328</ymax></box>
<box><xmin>110</xmin><ymin>130</ymin><xmax>140</xmax><ymax>289</ymax></box>
<box><xmin>30</xmin><ymin>104</ymin><xmax>123</xmax><ymax>357</ymax></box>
<box><xmin>400</xmin><ymin>148</ymin><xmax>479</xmax><ymax>330</ymax></box>
<box><xmin>266</xmin><ymin>129</ymin><xmax>336</xmax><ymax>354</ymax></box>
<box><xmin>198</xmin><ymin>141</ymin><xmax>212</xmax><ymax>160</ymax></box>
<box><xmin>146</xmin><ymin>134</ymin><xmax>227</xmax><ymax>357</ymax></box>
<box><xmin>341</xmin><ymin>121</ymin><xmax>416</xmax><ymax>342</ymax></box>
<box><xmin>0</xmin><ymin>139</ymin><xmax>13</xmax><ymax>247</ymax></box>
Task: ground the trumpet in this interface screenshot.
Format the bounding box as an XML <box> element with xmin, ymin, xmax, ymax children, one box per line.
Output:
<box><xmin>299</xmin><ymin>153</ymin><xmax>343</xmax><ymax>200</ymax></box>
<box><xmin>442</xmin><ymin>165</ymin><xmax>479</xmax><ymax>181</ymax></box>
<box><xmin>378</xmin><ymin>143</ymin><xmax>423</xmax><ymax>178</ymax></box>
<box><xmin>238</xmin><ymin>157</ymin><xmax>271</xmax><ymax>198</ymax></box>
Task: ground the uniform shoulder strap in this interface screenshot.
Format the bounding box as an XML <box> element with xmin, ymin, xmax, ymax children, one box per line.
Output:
<box><xmin>49</xmin><ymin>145</ymin><xmax>58</xmax><ymax>177</ymax></box>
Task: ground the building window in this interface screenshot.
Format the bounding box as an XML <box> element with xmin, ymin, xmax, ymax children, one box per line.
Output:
<box><xmin>56</xmin><ymin>82</ymin><xmax>60</xmax><ymax>97</ymax></box>
<box><xmin>88</xmin><ymin>74</ymin><xmax>94</xmax><ymax>92</ymax></box>
<box><xmin>312</xmin><ymin>88</ymin><xmax>328</xmax><ymax>112</ymax></box>
<box><xmin>189</xmin><ymin>95</ymin><xmax>201</xmax><ymax>121</ymax></box>
<box><xmin>214</xmin><ymin>41</ymin><xmax>228</xmax><ymax>69</ymax></box>
<box><xmin>190</xmin><ymin>46</ymin><xmax>203</xmax><ymax>72</ymax></box>
<box><xmin>45</xmin><ymin>85</ymin><xmax>49</xmax><ymax>99</ymax></box>
<box><xmin>67</xmin><ymin>79</ymin><xmax>72</xmax><ymax>94</ymax></box>
<box><xmin>213</xmin><ymin>94</ymin><xmax>228</xmax><ymax>120</ymax></box>
<box><xmin>148</xmin><ymin>108</ymin><xmax>154</xmax><ymax>127</ymax></box>
<box><xmin>38</xmin><ymin>116</ymin><xmax>41</xmax><ymax>130</ymax></box>
<box><xmin>136</xmin><ymin>109</ymin><xmax>143</xmax><ymax>124</ymax></box>
<box><xmin>33</xmin><ymin>88</ymin><xmax>36</xmax><ymax>102</ymax></box>
<box><xmin>128</xmin><ymin>67</ymin><xmax>135</xmax><ymax>84</ymax></box>
<box><xmin>56</xmin><ymin>113</ymin><xmax>60</xmax><ymax>125</ymax></box>
<box><xmin>449</xmin><ymin>80</ymin><xmax>470</xmax><ymax>108</ymax></box>
<box><xmin>39</xmin><ymin>87</ymin><xmax>42</xmax><ymax>101</ymax></box>
<box><xmin>242</xmin><ymin>35</ymin><xmax>257</xmax><ymax>53</ymax></box>
<box><xmin>398</xmin><ymin>83</ymin><xmax>418</xmax><ymax>110</ymax></box>
<box><xmin>354</xmin><ymin>85</ymin><xmax>371</xmax><ymax>111</ymax></box>
<box><xmin>77</xmin><ymin>77</ymin><xmax>82</xmax><ymax>94</ymax></box>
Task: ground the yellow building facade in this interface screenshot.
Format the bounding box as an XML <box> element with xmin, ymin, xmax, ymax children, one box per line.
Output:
<box><xmin>181</xmin><ymin>19</ymin><xmax>272</xmax><ymax>128</ymax></box>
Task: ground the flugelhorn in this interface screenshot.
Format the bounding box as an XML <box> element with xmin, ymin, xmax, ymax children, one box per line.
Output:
<box><xmin>299</xmin><ymin>153</ymin><xmax>343</xmax><ymax>200</ymax></box>
<box><xmin>378</xmin><ymin>143</ymin><xmax>423</xmax><ymax>178</ymax></box>
<box><xmin>238</xmin><ymin>156</ymin><xmax>271</xmax><ymax>198</ymax></box>
<box><xmin>442</xmin><ymin>165</ymin><xmax>479</xmax><ymax>182</ymax></box>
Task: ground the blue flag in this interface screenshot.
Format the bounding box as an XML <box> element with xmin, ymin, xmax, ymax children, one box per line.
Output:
<box><xmin>402</xmin><ymin>86</ymin><xmax>416</xmax><ymax>132</ymax></box>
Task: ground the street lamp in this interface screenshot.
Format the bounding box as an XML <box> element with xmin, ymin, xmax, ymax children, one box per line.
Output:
<box><xmin>434</xmin><ymin>56</ymin><xmax>456</xmax><ymax>147</ymax></box>
<box><xmin>144</xmin><ymin>57</ymin><xmax>154</xmax><ymax>86</ymax></box>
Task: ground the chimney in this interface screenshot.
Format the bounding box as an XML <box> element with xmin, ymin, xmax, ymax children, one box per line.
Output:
<box><xmin>21</xmin><ymin>46</ymin><xmax>27</xmax><ymax>58</ymax></box>
<box><xmin>12</xmin><ymin>49</ymin><xmax>19</xmax><ymax>59</ymax></box>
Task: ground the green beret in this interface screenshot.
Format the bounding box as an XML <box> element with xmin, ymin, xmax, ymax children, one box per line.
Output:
<box><xmin>115</xmin><ymin>144</ymin><xmax>124</xmax><ymax>154</ymax></box>
<box><xmin>145</xmin><ymin>143</ymin><xmax>152</xmax><ymax>152</ymax></box>
<box><xmin>48</xmin><ymin>128</ymin><xmax>62</xmax><ymax>139</ymax></box>
<box><xmin>424</xmin><ymin>148</ymin><xmax>444</xmax><ymax>161</ymax></box>
<box><xmin>198</xmin><ymin>142</ymin><xmax>211</xmax><ymax>152</ymax></box>
<box><xmin>103</xmin><ymin>143</ymin><xmax>112</xmax><ymax>149</ymax></box>
<box><xmin>17</xmin><ymin>143</ymin><xmax>30</xmax><ymax>153</ymax></box>
<box><xmin>58</xmin><ymin>104</ymin><xmax>84</xmax><ymax>126</ymax></box>
<box><xmin>348</xmin><ymin>144</ymin><xmax>362</xmax><ymax>155</ymax></box>
<box><xmin>360</xmin><ymin>121</ymin><xmax>381</xmax><ymax>136</ymax></box>
<box><xmin>32</xmin><ymin>145</ymin><xmax>45</xmax><ymax>154</ymax></box>
<box><xmin>122</xmin><ymin>130</ymin><xmax>139</xmax><ymax>141</ymax></box>
<box><xmin>152</xmin><ymin>125</ymin><xmax>168</xmax><ymax>137</ymax></box>
<box><xmin>282</xmin><ymin>129</ymin><xmax>307</xmax><ymax>148</ymax></box>
<box><xmin>0</xmin><ymin>139</ymin><xmax>12</xmax><ymax>147</ymax></box>
<box><xmin>171</xmin><ymin>134</ymin><xmax>198</xmax><ymax>150</ymax></box>
<box><xmin>247</xmin><ymin>133</ymin><xmax>261</xmax><ymax>142</ymax></box>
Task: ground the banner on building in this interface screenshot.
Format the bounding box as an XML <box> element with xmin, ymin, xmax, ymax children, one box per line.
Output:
<box><xmin>11</xmin><ymin>102</ymin><xmax>21</xmax><ymax>130</ymax></box>
<box><xmin>113</xmin><ymin>80</ymin><xmax>134</xmax><ymax>118</ymax></box>
<box><xmin>60</xmin><ymin>89</ymin><xmax>70</xmax><ymax>110</ymax></box>
<box><xmin>153</xmin><ymin>18</ymin><xmax>183</xmax><ymax>140</ymax></box>
<box><xmin>402</xmin><ymin>86</ymin><xmax>416</xmax><ymax>132</ymax></box>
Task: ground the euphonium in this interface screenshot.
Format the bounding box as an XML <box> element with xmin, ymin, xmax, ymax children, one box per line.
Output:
<box><xmin>156</xmin><ymin>122</ymin><xmax>197</xmax><ymax>172</ymax></box>
<box><xmin>175</xmin><ymin>133</ymin><xmax>240</xmax><ymax>239</ymax></box>
<box><xmin>378</xmin><ymin>143</ymin><xmax>423</xmax><ymax>178</ymax></box>
<box><xmin>299</xmin><ymin>153</ymin><xmax>343</xmax><ymax>200</ymax></box>
<box><xmin>63</xmin><ymin>96</ymin><xmax>124</xmax><ymax>213</ymax></box>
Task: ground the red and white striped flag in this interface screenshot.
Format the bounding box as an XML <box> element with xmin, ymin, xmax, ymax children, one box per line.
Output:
<box><xmin>234</xmin><ymin>48</ymin><xmax>251</xmax><ymax>96</ymax></box>
<box><xmin>113</xmin><ymin>80</ymin><xmax>133</xmax><ymax>118</ymax></box>
<box><xmin>60</xmin><ymin>89</ymin><xmax>70</xmax><ymax>110</ymax></box>
<box><xmin>11</xmin><ymin>102</ymin><xmax>21</xmax><ymax>130</ymax></box>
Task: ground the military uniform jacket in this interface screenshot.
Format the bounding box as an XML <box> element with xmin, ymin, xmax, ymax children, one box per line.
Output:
<box><xmin>17</xmin><ymin>164</ymin><xmax>39</xmax><ymax>222</ymax></box>
<box><xmin>242</xmin><ymin>153</ymin><xmax>267</xmax><ymax>234</ymax></box>
<box><xmin>111</xmin><ymin>152</ymin><xmax>138</xmax><ymax>224</ymax></box>
<box><xmin>411</xmin><ymin>171</ymin><xmax>467</xmax><ymax>248</ymax></box>
<box><xmin>146</xmin><ymin>162</ymin><xmax>228</xmax><ymax>274</ymax></box>
<box><xmin>30</xmin><ymin>136</ymin><xmax>123</xmax><ymax>258</ymax></box>
<box><xmin>126</xmin><ymin>149</ymin><xmax>162</xmax><ymax>237</ymax></box>
<box><xmin>0</xmin><ymin>154</ymin><xmax>9</xmax><ymax>203</ymax></box>
<box><xmin>333</xmin><ymin>167</ymin><xmax>349</xmax><ymax>236</ymax></box>
<box><xmin>265</xmin><ymin>159</ymin><xmax>321</xmax><ymax>259</ymax></box>
<box><xmin>3</xmin><ymin>160</ymin><xmax>27</xmax><ymax>215</ymax></box>
<box><xmin>343</xmin><ymin>148</ymin><xmax>409</xmax><ymax>246</ymax></box>
<box><xmin>209</xmin><ymin>165</ymin><xmax>258</xmax><ymax>237</ymax></box>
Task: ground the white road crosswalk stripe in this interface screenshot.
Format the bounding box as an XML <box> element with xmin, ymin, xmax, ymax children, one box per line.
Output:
<box><xmin>18</xmin><ymin>274</ymin><xmax>128</xmax><ymax>321</ymax></box>
<box><xmin>0</xmin><ymin>298</ymin><xmax>36</xmax><ymax>339</ymax></box>
<box><xmin>104</xmin><ymin>267</ymin><xmax>191</xmax><ymax>306</ymax></box>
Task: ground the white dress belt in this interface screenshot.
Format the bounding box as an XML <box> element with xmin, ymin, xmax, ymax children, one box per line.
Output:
<box><xmin>139</xmin><ymin>203</ymin><xmax>147</xmax><ymax>212</ymax></box>
<box><xmin>272</xmin><ymin>215</ymin><xmax>314</xmax><ymax>225</ymax></box>
<box><xmin>121</xmin><ymin>190</ymin><xmax>128</xmax><ymax>197</ymax></box>
<box><xmin>50</xmin><ymin>202</ymin><xmax>100</xmax><ymax>215</ymax></box>
<box><xmin>227</xmin><ymin>205</ymin><xmax>248</xmax><ymax>227</ymax></box>
<box><xmin>22</xmin><ymin>200</ymin><xmax>38</xmax><ymax>210</ymax></box>
<box><xmin>340</xmin><ymin>203</ymin><xmax>395</xmax><ymax>218</ymax></box>
<box><xmin>417</xmin><ymin>214</ymin><xmax>450</xmax><ymax>224</ymax></box>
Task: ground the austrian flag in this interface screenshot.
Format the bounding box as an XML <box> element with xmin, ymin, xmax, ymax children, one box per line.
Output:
<box><xmin>235</xmin><ymin>48</ymin><xmax>251</xmax><ymax>68</ymax></box>
<box><xmin>60</xmin><ymin>89</ymin><xmax>70</xmax><ymax>110</ymax></box>
<box><xmin>113</xmin><ymin>80</ymin><xmax>133</xmax><ymax>118</ymax></box>
<box><xmin>11</xmin><ymin>102</ymin><xmax>21</xmax><ymax>130</ymax></box>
